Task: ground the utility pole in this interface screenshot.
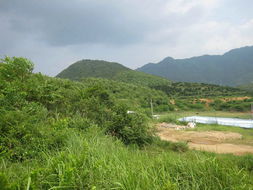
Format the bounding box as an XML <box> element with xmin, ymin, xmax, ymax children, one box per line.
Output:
<box><xmin>150</xmin><ymin>98</ymin><xmax>154</xmax><ymax>117</ymax></box>
<box><xmin>251</xmin><ymin>102</ymin><xmax>253</xmax><ymax>120</ymax></box>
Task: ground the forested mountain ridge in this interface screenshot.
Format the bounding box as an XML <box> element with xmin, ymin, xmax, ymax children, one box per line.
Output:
<box><xmin>57</xmin><ymin>59</ymin><xmax>248</xmax><ymax>98</ymax></box>
<box><xmin>57</xmin><ymin>59</ymin><xmax>171</xmax><ymax>87</ymax></box>
<box><xmin>137</xmin><ymin>46</ymin><xmax>253</xmax><ymax>86</ymax></box>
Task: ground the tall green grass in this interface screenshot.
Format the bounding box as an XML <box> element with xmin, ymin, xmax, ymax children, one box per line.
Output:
<box><xmin>1</xmin><ymin>127</ymin><xmax>252</xmax><ymax>189</ymax></box>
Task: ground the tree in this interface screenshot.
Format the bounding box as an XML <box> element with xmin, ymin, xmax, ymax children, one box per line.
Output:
<box><xmin>0</xmin><ymin>56</ymin><xmax>34</xmax><ymax>82</ymax></box>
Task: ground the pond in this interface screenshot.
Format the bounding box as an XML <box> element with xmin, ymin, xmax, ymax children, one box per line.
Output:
<box><xmin>179</xmin><ymin>116</ymin><xmax>253</xmax><ymax>129</ymax></box>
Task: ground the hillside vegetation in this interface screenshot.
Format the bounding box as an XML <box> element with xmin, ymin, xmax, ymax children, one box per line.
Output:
<box><xmin>137</xmin><ymin>46</ymin><xmax>253</xmax><ymax>86</ymax></box>
<box><xmin>56</xmin><ymin>59</ymin><xmax>250</xmax><ymax>113</ymax></box>
<box><xmin>57</xmin><ymin>59</ymin><xmax>171</xmax><ymax>87</ymax></box>
<box><xmin>81</xmin><ymin>78</ymin><xmax>170</xmax><ymax>112</ymax></box>
<box><xmin>152</xmin><ymin>82</ymin><xmax>247</xmax><ymax>98</ymax></box>
<box><xmin>152</xmin><ymin>82</ymin><xmax>252</xmax><ymax>112</ymax></box>
<box><xmin>238</xmin><ymin>83</ymin><xmax>253</xmax><ymax>95</ymax></box>
<box><xmin>1</xmin><ymin>57</ymin><xmax>253</xmax><ymax>189</ymax></box>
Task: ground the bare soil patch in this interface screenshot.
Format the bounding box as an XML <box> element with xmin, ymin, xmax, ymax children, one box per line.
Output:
<box><xmin>221</xmin><ymin>96</ymin><xmax>251</xmax><ymax>102</ymax></box>
<box><xmin>193</xmin><ymin>96</ymin><xmax>251</xmax><ymax>108</ymax></box>
<box><xmin>189</xmin><ymin>143</ymin><xmax>253</xmax><ymax>155</ymax></box>
<box><xmin>157</xmin><ymin>123</ymin><xmax>253</xmax><ymax>155</ymax></box>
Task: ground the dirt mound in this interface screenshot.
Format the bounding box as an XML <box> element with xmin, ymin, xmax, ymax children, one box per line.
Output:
<box><xmin>157</xmin><ymin>122</ymin><xmax>195</xmax><ymax>130</ymax></box>
<box><xmin>157</xmin><ymin>124</ymin><xmax>253</xmax><ymax>155</ymax></box>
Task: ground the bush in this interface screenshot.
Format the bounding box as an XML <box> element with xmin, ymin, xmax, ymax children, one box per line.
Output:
<box><xmin>106</xmin><ymin>104</ymin><xmax>153</xmax><ymax>146</ymax></box>
<box><xmin>68</xmin><ymin>115</ymin><xmax>94</xmax><ymax>131</ymax></box>
<box><xmin>159</xmin><ymin>115</ymin><xmax>179</xmax><ymax>124</ymax></box>
<box><xmin>188</xmin><ymin>103</ymin><xmax>205</xmax><ymax>110</ymax></box>
<box><xmin>155</xmin><ymin>104</ymin><xmax>175</xmax><ymax>112</ymax></box>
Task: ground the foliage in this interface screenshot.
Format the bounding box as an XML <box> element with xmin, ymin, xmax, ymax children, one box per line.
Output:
<box><xmin>152</xmin><ymin>82</ymin><xmax>248</xmax><ymax>98</ymax></box>
<box><xmin>0</xmin><ymin>57</ymin><xmax>153</xmax><ymax>162</ymax></box>
<box><xmin>0</xmin><ymin>56</ymin><xmax>33</xmax><ymax>82</ymax></box>
<box><xmin>114</xmin><ymin>70</ymin><xmax>170</xmax><ymax>87</ymax></box>
<box><xmin>105</xmin><ymin>104</ymin><xmax>152</xmax><ymax>146</ymax></box>
<box><xmin>81</xmin><ymin>78</ymin><xmax>170</xmax><ymax>112</ymax></box>
<box><xmin>210</xmin><ymin>99</ymin><xmax>253</xmax><ymax>112</ymax></box>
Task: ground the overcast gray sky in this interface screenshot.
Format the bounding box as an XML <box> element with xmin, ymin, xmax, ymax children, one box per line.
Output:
<box><xmin>0</xmin><ymin>0</ymin><xmax>253</xmax><ymax>76</ymax></box>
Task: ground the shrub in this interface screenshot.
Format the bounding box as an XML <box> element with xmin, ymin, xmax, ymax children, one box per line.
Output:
<box><xmin>155</xmin><ymin>104</ymin><xmax>175</xmax><ymax>112</ymax></box>
<box><xmin>159</xmin><ymin>115</ymin><xmax>179</xmax><ymax>124</ymax></box>
<box><xmin>68</xmin><ymin>115</ymin><xmax>94</xmax><ymax>131</ymax></box>
<box><xmin>106</xmin><ymin>104</ymin><xmax>153</xmax><ymax>146</ymax></box>
<box><xmin>0</xmin><ymin>56</ymin><xmax>33</xmax><ymax>82</ymax></box>
<box><xmin>188</xmin><ymin>103</ymin><xmax>205</xmax><ymax>110</ymax></box>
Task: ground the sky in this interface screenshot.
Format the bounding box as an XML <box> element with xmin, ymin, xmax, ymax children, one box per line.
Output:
<box><xmin>0</xmin><ymin>0</ymin><xmax>253</xmax><ymax>76</ymax></box>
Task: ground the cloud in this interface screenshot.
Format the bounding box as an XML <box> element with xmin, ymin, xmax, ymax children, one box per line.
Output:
<box><xmin>202</xmin><ymin>19</ymin><xmax>253</xmax><ymax>52</ymax></box>
<box><xmin>0</xmin><ymin>0</ymin><xmax>160</xmax><ymax>46</ymax></box>
<box><xmin>0</xmin><ymin>0</ymin><xmax>252</xmax><ymax>76</ymax></box>
<box><xmin>0</xmin><ymin>0</ymin><xmax>221</xmax><ymax>46</ymax></box>
<box><xmin>163</xmin><ymin>0</ymin><xmax>219</xmax><ymax>15</ymax></box>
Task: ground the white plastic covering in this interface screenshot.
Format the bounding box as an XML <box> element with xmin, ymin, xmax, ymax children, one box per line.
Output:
<box><xmin>179</xmin><ymin>116</ymin><xmax>253</xmax><ymax>129</ymax></box>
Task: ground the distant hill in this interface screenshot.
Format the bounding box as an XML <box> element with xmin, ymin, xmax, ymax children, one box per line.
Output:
<box><xmin>238</xmin><ymin>82</ymin><xmax>253</xmax><ymax>95</ymax></box>
<box><xmin>137</xmin><ymin>46</ymin><xmax>253</xmax><ymax>86</ymax></box>
<box><xmin>57</xmin><ymin>59</ymin><xmax>171</xmax><ymax>87</ymax></box>
<box><xmin>57</xmin><ymin>60</ymin><xmax>129</xmax><ymax>80</ymax></box>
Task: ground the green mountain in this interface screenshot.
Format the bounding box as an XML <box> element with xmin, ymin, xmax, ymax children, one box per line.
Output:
<box><xmin>57</xmin><ymin>59</ymin><xmax>171</xmax><ymax>87</ymax></box>
<box><xmin>57</xmin><ymin>59</ymin><xmax>247</xmax><ymax>98</ymax></box>
<box><xmin>137</xmin><ymin>46</ymin><xmax>253</xmax><ymax>86</ymax></box>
